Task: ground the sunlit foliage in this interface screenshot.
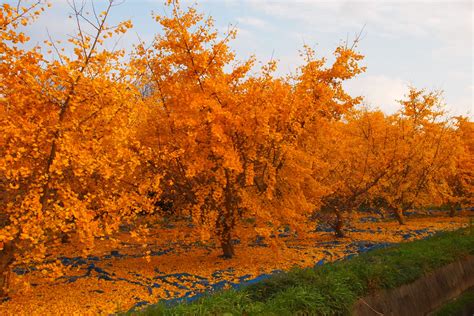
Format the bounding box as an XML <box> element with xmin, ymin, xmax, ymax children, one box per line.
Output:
<box><xmin>0</xmin><ymin>0</ymin><xmax>472</xmax><ymax>303</ymax></box>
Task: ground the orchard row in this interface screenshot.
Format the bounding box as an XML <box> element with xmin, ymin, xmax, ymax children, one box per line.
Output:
<box><xmin>0</xmin><ymin>0</ymin><xmax>472</xmax><ymax>297</ymax></box>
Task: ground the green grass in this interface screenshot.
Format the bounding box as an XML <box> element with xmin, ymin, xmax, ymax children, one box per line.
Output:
<box><xmin>433</xmin><ymin>288</ymin><xmax>474</xmax><ymax>316</ymax></box>
<box><xmin>126</xmin><ymin>229</ymin><xmax>474</xmax><ymax>316</ymax></box>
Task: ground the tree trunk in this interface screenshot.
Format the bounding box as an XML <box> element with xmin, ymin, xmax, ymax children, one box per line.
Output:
<box><xmin>0</xmin><ymin>212</ymin><xmax>15</xmax><ymax>299</ymax></box>
<box><xmin>449</xmin><ymin>205</ymin><xmax>456</xmax><ymax>217</ymax></box>
<box><xmin>220</xmin><ymin>230</ymin><xmax>235</xmax><ymax>259</ymax></box>
<box><xmin>0</xmin><ymin>241</ymin><xmax>15</xmax><ymax>299</ymax></box>
<box><xmin>220</xmin><ymin>169</ymin><xmax>236</xmax><ymax>259</ymax></box>
<box><xmin>60</xmin><ymin>232</ymin><xmax>70</xmax><ymax>244</ymax></box>
<box><xmin>334</xmin><ymin>211</ymin><xmax>345</xmax><ymax>238</ymax></box>
<box><xmin>394</xmin><ymin>208</ymin><xmax>406</xmax><ymax>225</ymax></box>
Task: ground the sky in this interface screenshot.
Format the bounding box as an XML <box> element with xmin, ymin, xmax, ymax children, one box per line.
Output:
<box><xmin>9</xmin><ymin>0</ymin><xmax>474</xmax><ymax>117</ymax></box>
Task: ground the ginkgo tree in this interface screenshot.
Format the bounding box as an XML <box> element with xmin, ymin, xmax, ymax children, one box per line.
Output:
<box><xmin>133</xmin><ymin>0</ymin><xmax>367</xmax><ymax>257</ymax></box>
<box><xmin>437</xmin><ymin>117</ymin><xmax>474</xmax><ymax>216</ymax></box>
<box><xmin>0</xmin><ymin>0</ymin><xmax>149</xmax><ymax>297</ymax></box>
<box><xmin>369</xmin><ymin>89</ymin><xmax>458</xmax><ymax>224</ymax></box>
<box><xmin>308</xmin><ymin>110</ymin><xmax>400</xmax><ymax>236</ymax></box>
<box><xmin>133</xmin><ymin>1</ymin><xmax>295</xmax><ymax>258</ymax></box>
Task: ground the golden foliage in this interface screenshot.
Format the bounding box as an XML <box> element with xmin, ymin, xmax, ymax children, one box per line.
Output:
<box><xmin>0</xmin><ymin>0</ymin><xmax>472</xmax><ymax>301</ymax></box>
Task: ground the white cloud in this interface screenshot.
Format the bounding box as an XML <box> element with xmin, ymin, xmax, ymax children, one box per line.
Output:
<box><xmin>447</xmin><ymin>84</ymin><xmax>473</xmax><ymax>118</ymax></box>
<box><xmin>344</xmin><ymin>75</ymin><xmax>410</xmax><ymax>114</ymax></box>
<box><xmin>236</xmin><ymin>16</ymin><xmax>267</xmax><ymax>29</ymax></box>
<box><xmin>248</xmin><ymin>0</ymin><xmax>473</xmax><ymax>45</ymax></box>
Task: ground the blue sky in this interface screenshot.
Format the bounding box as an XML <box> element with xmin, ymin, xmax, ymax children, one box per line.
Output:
<box><xmin>12</xmin><ymin>0</ymin><xmax>473</xmax><ymax>117</ymax></box>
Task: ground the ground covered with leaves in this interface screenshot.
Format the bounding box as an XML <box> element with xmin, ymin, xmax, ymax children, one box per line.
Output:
<box><xmin>0</xmin><ymin>211</ymin><xmax>470</xmax><ymax>315</ymax></box>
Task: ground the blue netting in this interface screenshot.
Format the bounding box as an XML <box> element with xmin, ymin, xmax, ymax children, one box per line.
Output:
<box><xmin>359</xmin><ymin>216</ymin><xmax>380</xmax><ymax>223</ymax></box>
<box><xmin>397</xmin><ymin>228</ymin><xmax>434</xmax><ymax>240</ymax></box>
